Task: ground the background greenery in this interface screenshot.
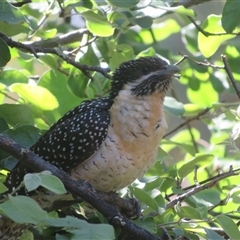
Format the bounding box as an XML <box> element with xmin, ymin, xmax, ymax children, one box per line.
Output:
<box><xmin>0</xmin><ymin>0</ymin><xmax>240</xmax><ymax>239</ymax></box>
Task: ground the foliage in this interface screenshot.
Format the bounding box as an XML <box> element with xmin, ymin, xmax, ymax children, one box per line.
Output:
<box><xmin>0</xmin><ymin>0</ymin><xmax>240</xmax><ymax>239</ymax></box>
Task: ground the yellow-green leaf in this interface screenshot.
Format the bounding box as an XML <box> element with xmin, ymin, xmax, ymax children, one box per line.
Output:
<box><xmin>10</xmin><ymin>83</ymin><xmax>59</xmax><ymax>111</ymax></box>
<box><xmin>198</xmin><ymin>15</ymin><xmax>235</xmax><ymax>57</ymax></box>
<box><xmin>82</xmin><ymin>11</ymin><xmax>114</xmax><ymax>37</ymax></box>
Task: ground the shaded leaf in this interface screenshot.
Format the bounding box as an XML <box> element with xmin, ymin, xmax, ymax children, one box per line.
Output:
<box><xmin>164</xmin><ymin>97</ymin><xmax>185</xmax><ymax>116</ymax></box>
<box><xmin>24</xmin><ymin>173</ymin><xmax>41</xmax><ymax>192</ymax></box>
<box><xmin>216</xmin><ymin>215</ymin><xmax>240</xmax><ymax>240</ymax></box>
<box><xmin>204</xmin><ymin>228</ymin><xmax>225</xmax><ymax>240</ymax></box>
<box><xmin>222</xmin><ymin>0</ymin><xmax>240</xmax><ymax>33</ymax></box>
<box><xmin>40</xmin><ymin>172</ymin><xmax>67</xmax><ymax>194</ymax></box>
<box><xmin>0</xmin><ymin>38</ymin><xmax>11</xmax><ymax>67</ymax></box>
<box><xmin>0</xmin><ymin>104</ymin><xmax>34</xmax><ymax>126</ymax></box>
<box><xmin>0</xmin><ymin>195</ymin><xmax>48</xmax><ymax>224</ymax></box>
<box><xmin>129</xmin><ymin>187</ymin><xmax>159</xmax><ymax>211</ymax></box>
<box><xmin>107</xmin><ymin>0</ymin><xmax>140</xmax><ymax>8</ymax></box>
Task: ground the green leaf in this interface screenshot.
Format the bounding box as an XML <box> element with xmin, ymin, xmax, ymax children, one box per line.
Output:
<box><xmin>129</xmin><ymin>187</ymin><xmax>159</xmax><ymax>211</ymax></box>
<box><xmin>0</xmin><ymin>38</ymin><xmax>11</xmax><ymax>67</ymax></box>
<box><xmin>46</xmin><ymin>216</ymin><xmax>114</xmax><ymax>240</ymax></box>
<box><xmin>164</xmin><ymin>97</ymin><xmax>185</xmax><ymax>116</ymax></box>
<box><xmin>0</xmin><ymin>69</ymin><xmax>28</xmax><ymax>86</ymax></box>
<box><xmin>0</xmin><ymin>104</ymin><xmax>34</xmax><ymax>126</ymax></box>
<box><xmin>0</xmin><ymin>118</ymin><xmax>9</xmax><ymax>133</ymax></box>
<box><xmin>10</xmin><ymin>83</ymin><xmax>59</xmax><ymax>111</ymax></box>
<box><xmin>222</xmin><ymin>0</ymin><xmax>240</xmax><ymax>33</ymax></box>
<box><xmin>176</xmin><ymin>205</ymin><xmax>203</xmax><ymax>219</ymax></box>
<box><xmin>130</xmin><ymin>16</ymin><xmax>153</xmax><ymax>29</ymax></box>
<box><xmin>39</xmin><ymin>172</ymin><xmax>67</xmax><ymax>194</ymax></box>
<box><xmin>198</xmin><ymin>15</ymin><xmax>235</xmax><ymax>57</ymax></box>
<box><xmin>187</xmin><ymin>81</ymin><xmax>218</xmax><ymax>107</ymax></box>
<box><xmin>133</xmin><ymin>217</ymin><xmax>157</xmax><ymax>234</ymax></box>
<box><xmin>0</xmin><ymin>0</ymin><xmax>26</xmax><ymax>23</ymax></box>
<box><xmin>0</xmin><ymin>125</ymin><xmax>40</xmax><ymax>169</ymax></box>
<box><xmin>178</xmin><ymin>154</ymin><xmax>214</xmax><ymax>179</ymax></box>
<box><xmin>204</xmin><ymin>228</ymin><xmax>225</xmax><ymax>240</ymax></box>
<box><xmin>0</xmin><ymin>182</ymin><xmax>8</xmax><ymax>193</ymax></box>
<box><xmin>189</xmin><ymin>189</ymin><xmax>221</xmax><ymax>207</ymax></box>
<box><xmin>81</xmin><ymin>11</ymin><xmax>114</xmax><ymax>37</ymax></box>
<box><xmin>108</xmin><ymin>44</ymin><xmax>134</xmax><ymax>69</ymax></box>
<box><xmin>38</xmin><ymin>70</ymin><xmax>80</xmax><ymax>117</ymax></box>
<box><xmin>2</xmin><ymin>125</ymin><xmax>39</xmax><ymax>148</ymax></box>
<box><xmin>107</xmin><ymin>0</ymin><xmax>140</xmax><ymax>8</ymax></box>
<box><xmin>69</xmin><ymin>224</ymin><xmax>114</xmax><ymax>240</ymax></box>
<box><xmin>183</xmin><ymin>104</ymin><xmax>204</xmax><ymax>117</ymax></box>
<box><xmin>216</xmin><ymin>215</ymin><xmax>240</xmax><ymax>240</ymax></box>
<box><xmin>24</xmin><ymin>173</ymin><xmax>41</xmax><ymax>192</ymax></box>
<box><xmin>68</xmin><ymin>72</ymin><xmax>89</xmax><ymax>98</ymax></box>
<box><xmin>0</xmin><ymin>195</ymin><xmax>48</xmax><ymax>224</ymax></box>
<box><xmin>0</xmin><ymin>0</ymin><xmax>29</xmax><ymax>36</ymax></box>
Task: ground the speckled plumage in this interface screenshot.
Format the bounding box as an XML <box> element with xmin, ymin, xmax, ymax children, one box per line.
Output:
<box><xmin>1</xmin><ymin>57</ymin><xmax>180</xmax><ymax>240</ymax></box>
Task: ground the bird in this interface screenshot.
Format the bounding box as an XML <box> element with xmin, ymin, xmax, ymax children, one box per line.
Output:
<box><xmin>0</xmin><ymin>56</ymin><xmax>180</xmax><ymax>239</ymax></box>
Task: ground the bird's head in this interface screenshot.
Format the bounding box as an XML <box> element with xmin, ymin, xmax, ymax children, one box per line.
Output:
<box><xmin>110</xmin><ymin>57</ymin><xmax>180</xmax><ymax>99</ymax></box>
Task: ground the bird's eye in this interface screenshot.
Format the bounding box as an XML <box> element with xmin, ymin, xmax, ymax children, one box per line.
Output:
<box><xmin>142</xmin><ymin>66</ymin><xmax>150</xmax><ymax>75</ymax></box>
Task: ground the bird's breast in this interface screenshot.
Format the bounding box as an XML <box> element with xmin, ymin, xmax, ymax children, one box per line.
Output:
<box><xmin>70</xmin><ymin>90</ymin><xmax>167</xmax><ymax>192</ymax></box>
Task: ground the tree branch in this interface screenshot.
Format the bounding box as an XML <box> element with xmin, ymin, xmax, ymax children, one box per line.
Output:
<box><xmin>166</xmin><ymin>166</ymin><xmax>240</xmax><ymax>209</ymax></box>
<box><xmin>164</xmin><ymin>107</ymin><xmax>212</xmax><ymax>138</ymax></box>
<box><xmin>221</xmin><ymin>55</ymin><xmax>240</xmax><ymax>100</ymax></box>
<box><xmin>28</xmin><ymin>29</ymin><xmax>89</xmax><ymax>48</ymax></box>
<box><xmin>0</xmin><ymin>133</ymin><xmax>161</xmax><ymax>240</ymax></box>
<box><xmin>0</xmin><ymin>32</ymin><xmax>112</xmax><ymax>80</ymax></box>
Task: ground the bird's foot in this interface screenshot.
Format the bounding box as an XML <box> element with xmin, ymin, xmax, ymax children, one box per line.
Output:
<box><xmin>98</xmin><ymin>191</ymin><xmax>141</xmax><ymax>219</ymax></box>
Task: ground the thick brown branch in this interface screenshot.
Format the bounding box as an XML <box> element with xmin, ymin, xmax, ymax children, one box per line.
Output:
<box><xmin>0</xmin><ymin>134</ymin><xmax>161</xmax><ymax>240</ymax></box>
<box><xmin>0</xmin><ymin>32</ymin><xmax>112</xmax><ymax>80</ymax></box>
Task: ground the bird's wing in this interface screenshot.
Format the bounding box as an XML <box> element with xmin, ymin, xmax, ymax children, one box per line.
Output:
<box><xmin>5</xmin><ymin>97</ymin><xmax>112</xmax><ymax>190</ymax></box>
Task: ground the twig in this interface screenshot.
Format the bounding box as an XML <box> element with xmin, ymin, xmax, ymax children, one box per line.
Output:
<box><xmin>164</xmin><ymin>107</ymin><xmax>211</xmax><ymax>138</ymax></box>
<box><xmin>0</xmin><ymin>32</ymin><xmax>112</xmax><ymax>80</ymax></box>
<box><xmin>166</xmin><ymin>166</ymin><xmax>240</xmax><ymax>209</ymax></box>
<box><xmin>28</xmin><ymin>1</ymin><xmax>55</xmax><ymax>39</ymax></box>
<box><xmin>188</xmin><ymin>16</ymin><xmax>240</xmax><ymax>37</ymax></box>
<box><xmin>0</xmin><ymin>133</ymin><xmax>161</xmax><ymax>240</ymax></box>
<box><xmin>221</xmin><ymin>55</ymin><xmax>240</xmax><ymax>100</ymax></box>
<box><xmin>176</xmin><ymin>54</ymin><xmax>225</xmax><ymax>69</ymax></box>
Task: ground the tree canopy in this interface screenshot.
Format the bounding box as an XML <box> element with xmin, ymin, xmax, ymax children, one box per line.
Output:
<box><xmin>0</xmin><ymin>0</ymin><xmax>240</xmax><ymax>239</ymax></box>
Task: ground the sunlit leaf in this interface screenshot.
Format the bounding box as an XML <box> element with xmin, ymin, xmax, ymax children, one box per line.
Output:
<box><xmin>198</xmin><ymin>15</ymin><xmax>235</xmax><ymax>57</ymax></box>
<box><xmin>81</xmin><ymin>11</ymin><xmax>114</xmax><ymax>37</ymax></box>
<box><xmin>10</xmin><ymin>83</ymin><xmax>59</xmax><ymax>111</ymax></box>
<box><xmin>187</xmin><ymin>81</ymin><xmax>218</xmax><ymax>107</ymax></box>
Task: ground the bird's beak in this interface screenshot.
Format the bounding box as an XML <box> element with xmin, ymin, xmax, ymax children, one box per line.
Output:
<box><xmin>165</xmin><ymin>64</ymin><xmax>181</xmax><ymax>75</ymax></box>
